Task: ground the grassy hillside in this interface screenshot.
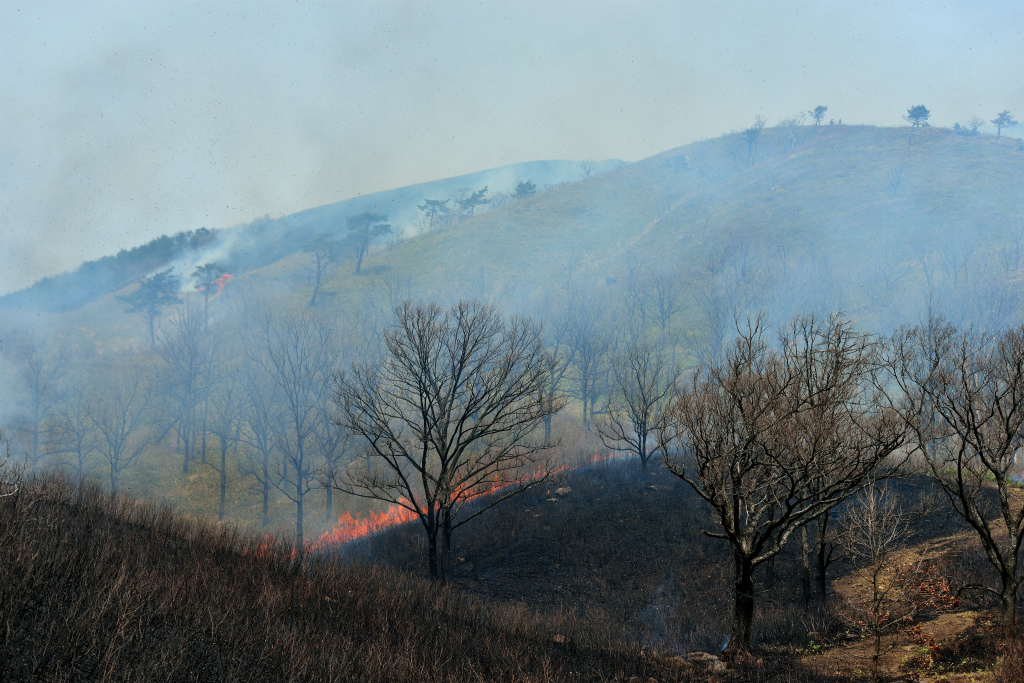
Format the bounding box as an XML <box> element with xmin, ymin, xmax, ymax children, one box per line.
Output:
<box><xmin>7</xmin><ymin>124</ymin><xmax>1021</xmax><ymax>350</ymax></box>
<box><xmin>3</xmin><ymin>459</ymin><xmax>1020</xmax><ymax>682</ymax></box>
<box><xmin>1</xmin><ymin>123</ymin><xmax>1022</xmax><ymax>554</ymax></box>
<box><xmin>0</xmin><ymin>466</ymin><xmax>841</xmax><ymax>683</ymax></box>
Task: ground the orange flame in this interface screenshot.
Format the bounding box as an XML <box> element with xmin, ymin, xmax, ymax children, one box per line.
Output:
<box><xmin>215</xmin><ymin>273</ymin><xmax>234</xmax><ymax>293</ymax></box>
<box><xmin>307</xmin><ymin>499</ymin><xmax>418</xmax><ymax>552</ymax></box>
<box><xmin>307</xmin><ymin>452</ymin><xmax>628</xmax><ymax>553</ymax></box>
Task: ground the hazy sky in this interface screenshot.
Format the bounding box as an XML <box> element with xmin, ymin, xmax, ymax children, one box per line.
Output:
<box><xmin>1</xmin><ymin>0</ymin><xmax>1022</xmax><ymax>296</ymax></box>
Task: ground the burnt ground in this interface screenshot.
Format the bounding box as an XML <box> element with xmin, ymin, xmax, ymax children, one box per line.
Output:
<box><xmin>356</xmin><ymin>458</ymin><xmax>1022</xmax><ymax>680</ymax></box>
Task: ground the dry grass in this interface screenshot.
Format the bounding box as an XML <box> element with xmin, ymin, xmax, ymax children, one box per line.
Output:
<box><xmin>0</xmin><ymin>468</ymin><xmax>683</xmax><ymax>682</ymax></box>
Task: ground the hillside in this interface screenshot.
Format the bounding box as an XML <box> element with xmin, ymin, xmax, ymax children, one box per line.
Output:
<box><xmin>0</xmin><ymin>466</ymin><xmax>834</xmax><ymax>683</ymax></box>
<box><xmin>3</xmin><ymin>458</ymin><xmax>1020</xmax><ymax>682</ymax></box>
<box><xmin>8</xmin><ymin>125</ymin><xmax>1019</xmax><ymax>352</ymax></box>
<box><xmin>0</xmin><ymin>158</ymin><xmax>623</xmax><ymax>313</ymax></box>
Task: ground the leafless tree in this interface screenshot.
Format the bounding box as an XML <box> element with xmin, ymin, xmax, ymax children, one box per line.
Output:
<box><xmin>89</xmin><ymin>364</ymin><xmax>154</xmax><ymax>496</ymax></box>
<box><xmin>565</xmin><ymin>290</ymin><xmax>613</xmax><ymax>428</ymax></box>
<box><xmin>578</xmin><ymin>159</ymin><xmax>597</xmax><ymax>178</ymax></box>
<box><xmin>886</xmin><ymin>163</ymin><xmax>907</xmax><ymax>197</ymax></box>
<box><xmin>535</xmin><ymin>293</ymin><xmax>576</xmax><ymax>445</ymax></box>
<box><xmin>0</xmin><ymin>429</ymin><xmax>23</xmax><ymax>498</ymax></box>
<box><xmin>335</xmin><ymin>300</ymin><xmax>563</xmax><ymax>580</ymax></box>
<box><xmin>13</xmin><ymin>335</ymin><xmax>66</xmax><ymax>470</ymax></box>
<box><xmin>999</xmin><ymin>224</ymin><xmax>1024</xmax><ymax>277</ymax></box>
<box><xmin>887</xmin><ymin>320</ymin><xmax>1024</xmax><ymax>640</ymax></box>
<box><xmin>205</xmin><ymin>354</ymin><xmax>243</xmax><ymax>521</ymax></box>
<box><xmin>156</xmin><ymin>302</ymin><xmax>214</xmax><ymax>474</ymax></box>
<box><xmin>247</xmin><ymin>308</ymin><xmax>336</xmax><ymax>545</ymax></box>
<box><xmin>939</xmin><ymin>232</ymin><xmax>976</xmax><ymax>287</ymax></box>
<box><xmin>236</xmin><ymin>347</ymin><xmax>282</xmax><ymax>529</ymax></box>
<box><xmin>48</xmin><ymin>375</ymin><xmax>99</xmax><ymax>479</ymax></box>
<box><xmin>304</xmin><ymin>234</ymin><xmax>342</xmax><ymax>307</ymax></box>
<box><xmin>597</xmin><ymin>339</ymin><xmax>678</xmax><ymax>471</ymax></box>
<box><xmin>312</xmin><ymin>362</ymin><xmax>349</xmax><ymax>524</ymax></box>
<box><xmin>837</xmin><ymin>482</ymin><xmax>958</xmax><ymax>683</ymax></box>
<box><xmin>666</xmin><ymin>314</ymin><xmax>906</xmax><ymax>658</ymax></box>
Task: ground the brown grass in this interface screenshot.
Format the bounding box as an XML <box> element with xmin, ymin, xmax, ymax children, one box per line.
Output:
<box><xmin>1</xmin><ymin>469</ymin><xmax>683</xmax><ymax>682</ymax></box>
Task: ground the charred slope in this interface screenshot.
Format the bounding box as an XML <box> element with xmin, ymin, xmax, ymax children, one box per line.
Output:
<box><xmin>360</xmin><ymin>459</ymin><xmax>997</xmax><ymax>659</ymax></box>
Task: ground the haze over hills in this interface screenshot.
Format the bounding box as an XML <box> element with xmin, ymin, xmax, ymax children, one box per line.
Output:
<box><xmin>0</xmin><ymin>158</ymin><xmax>625</xmax><ymax>311</ymax></box>
<box><xmin>3</xmin><ymin>123</ymin><xmax>1024</xmax><ymax>682</ymax></box>
<box><xmin>5</xmin><ymin>123</ymin><xmax>1020</xmax><ymax>352</ymax></box>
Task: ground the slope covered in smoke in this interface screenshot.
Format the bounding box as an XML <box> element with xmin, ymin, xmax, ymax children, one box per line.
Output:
<box><xmin>7</xmin><ymin>125</ymin><xmax>1022</xmax><ymax>351</ymax></box>
<box><xmin>263</xmin><ymin>124</ymin><xmax>1023</xmax><ymax>335</ymax></box>
<box><xmin>0</xmin><ymin>158</ymin><xmax>624</xmax><ymax>313</ymax></box>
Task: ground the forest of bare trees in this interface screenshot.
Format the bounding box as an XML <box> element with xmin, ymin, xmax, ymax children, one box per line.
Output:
<box><xmin>2</xmin><ymin>263</ymin><xmax>1022</xmax><ymax>657</ymax></box>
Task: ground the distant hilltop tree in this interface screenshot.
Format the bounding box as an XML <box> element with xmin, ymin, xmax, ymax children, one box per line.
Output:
<box><xmin>118</xmin><ymin>268</ymin><xmax>181</xmax><ymax>349</ymax></box>
<box><xmin>953</xmin><ymin>116</ymin><xmax>985</xmax><ymax>136</ymax></box>
<box><xmin>809</xmin><ymin>105</ymin><xmax>828</xmax><ymax>126</ymax></box>
<box><xmin>344</xmin><ymin>212</ymin><xmax>391</xmax><ymax>275</ymax></box>
<box><xmin>192</xmin><ymin>262</ymin><xmax>227</xmax><ymax>328</ymax></box>
<box><xmin>513</xmin><ymin>179</ymin><xmax>536</xmax><ymax>199</ymax></box>
<box><xmin>905</xmin><ymin>105</ymin><xmax>931</xmax><ymax>127</ymax></box>
<box><xmin>991</xmin><ymin>110</ymin><xmax>1018</xmax><ymax>138</ymax></box>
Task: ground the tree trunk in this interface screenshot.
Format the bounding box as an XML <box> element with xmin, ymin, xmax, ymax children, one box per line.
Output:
<box><xmin>200</xmin><ymin>409</ymin><xmax>207</xmax><ymax>464</ymax></box>
<box><xmin>441</xmin><ymin>518</ymin><xmax>453</xmax><ymax>584</ymax></box>
<box><xmin>815</xmin><ymin>513</ymin><xmax>830</xmax><ymax>601</ymax></box>
<box><xmin>181</xmin><ymin>430</ymin><xmax>189</xmax><ymax>473</ymax></box>
<box><xmin>427</xmin><ymin>529</ymin><xmax>439</xmax><ymax>579</ymax></box>
<box><xmin>309</xmin><ymin>270</ymin><xmax>322</xmax><ymax>307</ymax></box>
<box><xmin>325</xmin><ymin>483</ymin><xmax>333</xmax><ymax>524</ymax></box>
<box><xmin>355</xmin><ymin>243</ymin><xmax>366</xmax><ymax>274</ymax></box>
<box><xmin>1001</xmin><ymin>574</ymin><xmax>1019</xmax><ymax>641</ymax></box>
<box><xmin>295</xmin><ymin>477</ymin><xmax>304</xmax><ymax>546</ymax></box>
<box><xmin>724</xmin><ymin>552</ymin><xmax>755</xmax><ymax>659</ymax></box>
<box><xmin>800</xmin><ymin>525</ymin><xmax>812</xmax><ymax>606</ymax></box>
<box><xmin>261</xmin><ymin>474</ymin><xmax>270</xmax><ymax>528</ymax></box>
<box><xmin>218</xmin><ymin>440</ymin><xmax>227</xmax><ymax>521</ymax></box>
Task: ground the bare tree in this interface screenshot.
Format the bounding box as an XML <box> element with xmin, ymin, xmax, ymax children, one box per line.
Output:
<box><xmin>205</xmin><ymin>355</ymin><xmax>243</xmax><ymax>521</ymax></box>
<box><xmin>304</xmin><ymin>234</ymin><xmax>342</xmax><ymax>307</ymax></box>
<box><xmin>597</xmin><ymin>339</ymin><xmax>677</xmax><ymax>471</ymax></box>
<box><xmin>249</xmin><ymin>308</ymin><xmax>335</xmax><ymax>545</ymax></box>
<box><xmin>838</xmin><ymin>482</ymin><xmax>959</xmax><ymax>683</ymax></box>
<box><xmin>237</xmin><ymin>347</ymin><xmax>282</xmax><ymax>529</ymax></box>
<box><xmin>565</xmin><ymin>290</ymin><xmax>613</xmax><ymax>428</ymax></box>
<box><xmin>535</xmin><ymin>294</ymin><xmax>577</xmax><ymax>445</ymax></box>
<box><xmin>667</xmin><ymin>314</ymin><xmax>906</xmax><ymax>658</ymax></box>
<box><xmin>335</xmin><ymin>300</ymin><xmax>563</xmax><ymax>580</ymax></box>
<box><xmin>578</xmin><ymin>159</ymin><xmax>597</xmax><ymax>178</ymax></box>
<box><xmin>888</xmin><ymin>320</ymin><xmax>1024</xmax><ymax>640</ymax></box>
<box><xmin>89</xmin><ymin>364</ymin><xmax>154</xmax><ymax>496</ymax></box>
<box><xmin>156</xmin><ymin>302</ymin><xmax>213</xmax><ymax>474</ymax></box>
<box><xmin>639</xmin><ymin>270</ymin><xmax>684</xmax><ymax>370</ymax></box>
<box><xmin>312</xmin><ymin>359</ymin><xmax>348</xmax><ymax>524</ymax></box>
<box><xmin>13</xmin><ymin>335</ymin><xmax>66</xmax><ymax>470</ymax></box>
<box><xmin>49</xmin><ymin>375</ymin><xmax>98</xmax><ymax>479</ymax></box>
